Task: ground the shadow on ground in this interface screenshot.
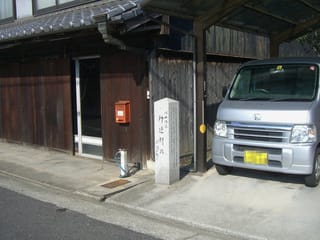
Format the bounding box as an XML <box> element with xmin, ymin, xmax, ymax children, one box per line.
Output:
<box><xmin>225</xmin><ymin>167</ymin><xmax>305</xmax><ymax>185</ymax></box>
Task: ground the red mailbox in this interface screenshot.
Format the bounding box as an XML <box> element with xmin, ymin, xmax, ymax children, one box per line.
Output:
<box><xmin>115</xmin><ymin>100</ymin><xmax>131</xmax><ymax>124</ymax></box>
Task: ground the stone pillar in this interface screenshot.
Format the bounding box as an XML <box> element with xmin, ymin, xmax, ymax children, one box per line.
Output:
<box><xmin>154</xmin><ymin>98</ymin><xmax>180</xmax><ymax>184</ymax></box>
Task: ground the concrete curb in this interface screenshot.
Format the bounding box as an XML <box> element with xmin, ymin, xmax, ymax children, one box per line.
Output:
<box><xmin>0</xmin><ymin>169</ymin><xmax>72</xmax><ymax>195</ymax></box>
<box><xmin>105</xmin><ymin>197</ymin><xmax>267</xmax><ymax>240</ymax></box>
<box><xmin>0</xmin><ymin>168</ymin><xmax>147</xmax><ymax>202</ymax></box>
<box><xmin>1</xmin><ymin>168</ymin><xmax>265</xmax><ymax>240</ymax></box>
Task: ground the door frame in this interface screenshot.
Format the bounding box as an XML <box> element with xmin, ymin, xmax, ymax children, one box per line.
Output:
<box><xmin>73</xmin><ymin>55</ymin><xmax>102</xmax><ymax>160</ymax></box>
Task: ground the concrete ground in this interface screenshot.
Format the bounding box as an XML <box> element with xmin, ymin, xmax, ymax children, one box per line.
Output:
<box><xmin>0</xmin><ymin>141</ymin><xmax>319</xmax><ymax>240</ymax></box>
<box><xmin>0</xmin><ymin>141</ymin><xmax>152</xmax><ymax>200</ymax></box>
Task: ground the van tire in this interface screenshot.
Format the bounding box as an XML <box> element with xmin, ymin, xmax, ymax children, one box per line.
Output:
<box><xmin>215</xmin><ymin>164</ymin><xmax>232</xmax><ymax>175</ymax></box>
<box><xmin>305</xmin><ymin>148</ymin><xmax>320</xmax><ymax>187</ymax></box>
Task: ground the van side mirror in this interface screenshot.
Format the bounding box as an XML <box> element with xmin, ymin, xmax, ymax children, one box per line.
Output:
<box><xmin>222</xmin><ymin>86</ymin><xmax>229</xmax><ymax>97</ymax></box>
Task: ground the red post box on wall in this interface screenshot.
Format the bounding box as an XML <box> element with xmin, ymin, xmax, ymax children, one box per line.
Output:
<box><xmin>115</xmin><ymin>100</ymin><xmax>131</xmax><ymax>124</ymax></box>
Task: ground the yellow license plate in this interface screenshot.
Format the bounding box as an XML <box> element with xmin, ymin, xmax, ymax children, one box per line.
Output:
<box><xmin>244</xmin><ymin>151</ymin><xmax>268</xmax><ymax>165</ymax></box>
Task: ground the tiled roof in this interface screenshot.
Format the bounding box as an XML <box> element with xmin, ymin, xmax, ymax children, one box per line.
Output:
<box><xmin>0</xmin><ymin>0</ymin><xmax>142</xmax><ymax>42</ymax></box>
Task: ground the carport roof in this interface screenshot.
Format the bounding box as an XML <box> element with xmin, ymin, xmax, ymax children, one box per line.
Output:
<box><xmin>141</xmin><ymin>0</ymin><xmax>320</xmax><ymax>43</ymax></box>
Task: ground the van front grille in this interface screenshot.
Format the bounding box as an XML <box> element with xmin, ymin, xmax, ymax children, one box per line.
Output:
<box><xmin>233</xmin><ymin>145</ymin><xmax>281</xmax><ymax>154</ymax></box>
<box><xmin>229</xmin><ymin>123</ymin><xmax>291</xmax><ymax>143</ymax></box>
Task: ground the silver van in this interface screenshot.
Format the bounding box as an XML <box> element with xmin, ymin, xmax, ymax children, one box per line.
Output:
<box><xmin>212</xmin><ymin>57</ymin><xmax>320</xmax><ymax>187</ymax></box>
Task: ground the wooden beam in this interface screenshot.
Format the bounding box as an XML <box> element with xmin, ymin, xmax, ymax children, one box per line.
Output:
<box><xmin>300</xmin><ymin>0</ymin><xmax>320</xmax><ymax>13</ymax></box>
<box><xmin>271</xmin><ymin>15</ymin><xmax>320</xmax><ymax>44</ymax></box>
<box><xmin>141</xmin><ymin>0</ymin><xmax>196</xmax><ymax>20</ymax></box>
<box><xmin>243</xmin><ymin>4</ymin><xmax>297</xmax><ymax>25</ymax></box>
<box><xmin>198</xmin><ymin>0</ymin><xmax>250</xmax><ymax>30</ymax></box>
<box><xmin>193</xmin><ymin>20</ymin><xmax>207</xmax><ymax>172</ymax></box>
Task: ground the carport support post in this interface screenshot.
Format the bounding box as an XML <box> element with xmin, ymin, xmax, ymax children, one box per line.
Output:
<box><xmin>193</xmin><ymin>21</ymin><xmax>207</xmax><ymax>172</ymax></box>
<box><xmin>270</xmin><ymin>38</ymin><xmax>280</xmax><ymax>58</ymax></box>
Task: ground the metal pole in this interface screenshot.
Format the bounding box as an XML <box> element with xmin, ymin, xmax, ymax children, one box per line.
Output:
<box><xmin>192</xmin><ymin>33</ymin><xmax>197</xmax><ymax>172</ymax></box>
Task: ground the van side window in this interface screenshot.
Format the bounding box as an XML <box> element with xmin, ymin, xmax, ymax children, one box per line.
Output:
<box><xmin>230</xmin><ymin>69</ymin><xmax>251</xmax><ymax>97</ymax></box>
<box><xmin>295</xmin><ymin>66</ymin><xmax>317</xmax><ymax>97</ymax></box>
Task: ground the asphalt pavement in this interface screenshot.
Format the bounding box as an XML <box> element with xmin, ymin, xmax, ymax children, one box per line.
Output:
<box><xmin>1</xmin><ymin>141</ymin><xmax>320</xmax><ymax>240</ymax></box>
<box><xmin>0</xmin><ymin>186</ymin><xmax>160</xmax><ymax>240</ymax></box>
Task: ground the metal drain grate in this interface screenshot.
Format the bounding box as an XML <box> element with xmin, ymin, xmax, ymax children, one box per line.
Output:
<box><xmin>101</xmin><ymin>179</ymin><xmax>130</xmax><ymax>188</ymax></box>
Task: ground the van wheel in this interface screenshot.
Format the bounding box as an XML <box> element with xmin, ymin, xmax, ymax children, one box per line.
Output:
<box><xmin>305</xmin><ymin>148</ymin><xmax>320</xmax><ymax>187</ymax></box>
<box><xmin>215</xmin><ymin>164</ymin><xmax>232</xmax><ymax>175</ymax></box>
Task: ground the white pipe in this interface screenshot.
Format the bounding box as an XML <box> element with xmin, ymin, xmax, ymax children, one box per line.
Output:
<box><xmin>119</xmin><ymin>149</ymin><xmax>128</xmax><ymax>177</ymax></box>
<box><xmin>75</xmin><ymin>59</ymin><xmax>83</xmax><ymax>155</ymax></box>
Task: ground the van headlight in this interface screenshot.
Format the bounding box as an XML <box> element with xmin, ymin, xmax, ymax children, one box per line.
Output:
<box><xmin>214</xmin><ymin>120</ymin><xmax>227</xmax><ymax>137</ymax></box>
<box><xmin>290</xmin><ymin>125</ymin><xmax>316</xmax><ymax>143</ymax></box>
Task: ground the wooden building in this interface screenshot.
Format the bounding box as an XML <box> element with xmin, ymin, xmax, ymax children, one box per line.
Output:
<box><xmin>0</xmin><ymin>0</ymin><xmax>315</xmax><ymax>169</ymax></box>
<box><xmin>0</xmin><ymin>0</ymin><xmax>153</xmax><ymax>167</ymax></box>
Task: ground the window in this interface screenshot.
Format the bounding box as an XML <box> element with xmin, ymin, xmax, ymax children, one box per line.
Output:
<box><xmin>36</xmin><ymin>0</ymin><xmax>55</xmax><ymax>9</ymax></box>
<box><xmin>36</xmin><ymin>0</ymin><xmax>74</xmax><ymax>9</ymax></box>
<box><xmin>229</xmin><ymin>64</ymin><xmax>318</xmax><ymax>101</ymax></box>
<box><xmin>0</xmin><ymin>0</ymin><xmax>15</xmax><ymax>22</ymax></box>
<box><xmin>33</xmin><ymin>0</ymin><xmax>94</xmax><ymax>14</ymax></box>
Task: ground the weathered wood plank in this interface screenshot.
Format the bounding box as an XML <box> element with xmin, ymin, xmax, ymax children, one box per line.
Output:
<box><xmin>0</xmin><ymin>58</ymin><xmax>72</xmax><ymax>152</ymax></box>
<box><xmin>100</xmin><ymin>52</ymin><xmax>150</xmax><ymax>164</ymax></box>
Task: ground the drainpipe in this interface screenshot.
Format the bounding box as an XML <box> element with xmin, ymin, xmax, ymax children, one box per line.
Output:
<box><xmin>96</xmin><ymin>20</ymin><xmax>147</xmax><ymax>55</ymax></box>
<box><xmin>97</xmin><ymin>21</ymin><xmax>127</xmax><ymax>50</ymax></box>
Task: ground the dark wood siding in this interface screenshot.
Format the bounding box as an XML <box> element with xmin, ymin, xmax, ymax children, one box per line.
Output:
<box><xmin>100</xmin><ymin>52</ymin><xmax>150</xmax><ymax>164</ymax></box>
<box><xmin>150</xmin><ymin>53</ymin><xmax>194</xmax><ymax>157</ymax></box>
<box><xmin>0</xmin><ymin>62</ymin><xmax>20</xmax><ymax>141</ymax></box>
<box><xmin>205</xmin><ymin>26</ymin><xmax>269</xmax><ymax>58</ymax></box>
<box><xmin>176</xmin><ymin>24</ymin><xmax>269</xmax><ymax>58</ymax></box>
<box><xmin>150</xmin><ymin>52</ymin><xmax>242</xmax><ymax>157</ymax></box>
<box><xmin>164</xmin><ymin>18</ymin><xmax>269</xmax><ymax>58</ymax></box>
<box><xmin>179</xmin><ymin>24</ymin><xmax>313</xmax><ymax>59</ymax></box>
<box><xmin>0</xmin><ymin>58</ymin><xmax>73</xmax><ymax>152</ymax></box>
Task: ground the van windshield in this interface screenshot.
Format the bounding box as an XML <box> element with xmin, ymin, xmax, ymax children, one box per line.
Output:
<box><xmin>228</xmin><ymin>64</ymin><xmax>318</xmax><ymax>101</ymax></box>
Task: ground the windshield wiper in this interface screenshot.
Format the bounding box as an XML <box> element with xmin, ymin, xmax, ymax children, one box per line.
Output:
<box><xmin>271</xmin><ymin>97</ymin><xmax>311</xmax><ymax>102</ymax></box>
<box><xmin>236</xmin><ymin>97</ymin><xmax>272</xmax><ymax>101</ymax></box>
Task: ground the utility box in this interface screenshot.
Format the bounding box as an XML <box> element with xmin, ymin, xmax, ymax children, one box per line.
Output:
<box><xmin>115</xmin><ymin>100</ymin><xmax>130</xmax><ymax>124</ymax></box>
<box><xmin>154</xmin><ymin>97</ymin><xmax>180</xmax><ymax>185</ymax></box>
